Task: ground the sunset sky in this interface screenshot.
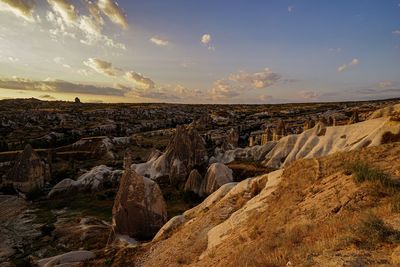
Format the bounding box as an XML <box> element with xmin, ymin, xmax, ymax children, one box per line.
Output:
<box><xmin>0</xmin><ymin>0</ymin><xmax>399</xmax><ymax>103</ymax></box>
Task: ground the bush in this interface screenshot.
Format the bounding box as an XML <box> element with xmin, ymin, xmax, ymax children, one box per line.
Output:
<box><xmin>349</xmin><ymin>162</ymin><xmax>396</xmax><ymax>191</ymax></box>
<box><xmin>351</xmin><ymin>213</ymin><xmax>400</xmax><ymax>248</ymax></box>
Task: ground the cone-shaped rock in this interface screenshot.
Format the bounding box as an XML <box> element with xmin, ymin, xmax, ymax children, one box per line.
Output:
<box><xmin>184</xmin><ymin>169</ymin><xmax>203</xmax><ymax>195</ymax></box>
<box><xmin>200</xmin><ymin>163</ymin><xmax>233</xmax><ymax>196</ymax></box>
<box><xmin>4</xmin><ymin>144</ymin><xmax>45</xmax><ymax>193</ymax></box>
<box><xmin>164</xmin><ymin>125</ymin><xmax>207</xmax><ymax>185</ymax></box>
<box><xmin>112</xmin><ymin>167</ymin><xmax>167</xmax><ymax>240</ymax></box>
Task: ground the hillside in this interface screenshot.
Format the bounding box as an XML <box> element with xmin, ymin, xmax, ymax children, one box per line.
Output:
<box><xmin>89</xmin><ymin>141</ymin><xmax>400</xmax><ymax>266</ymax></box>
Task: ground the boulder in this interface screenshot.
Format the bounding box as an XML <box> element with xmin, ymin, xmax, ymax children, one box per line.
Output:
<box><xmin>200</xmin><ymin>163</ymin><xmax>234</xmax><ymax>196</ymax></box>
<box><xmin>184</xmin><ymin>169</ymin><xmax>203</xmax><ymax>195</ymax></box>
<box><xmin>112</xmin><ymin>168</ymin><xmax>167</xmax><ymax>240</ymax></box>
<box><xmin>3</xmin><ymin>144</ymin><xmax>46</xmax><ymax>193</ymax></box>
<box><xmin>48</xmin><ymin>165</ymin><xmax>122</xmax><ymax>197</ymax></box>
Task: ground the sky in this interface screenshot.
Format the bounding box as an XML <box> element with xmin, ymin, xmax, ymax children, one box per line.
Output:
<box><xmin>0</xmin><ymin>0</ymin><xmax>399</xmax><ymax>104</ymax></box>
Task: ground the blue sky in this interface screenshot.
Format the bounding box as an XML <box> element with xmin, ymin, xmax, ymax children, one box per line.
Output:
<box><xmin>0</xmin><ymin>0</ymin><xmax>399</xmax><ymax>103</ymax></box>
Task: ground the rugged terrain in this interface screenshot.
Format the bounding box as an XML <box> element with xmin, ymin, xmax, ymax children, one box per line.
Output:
<box><xmin>1</xmin><ymin>98</ymin><xmax>400</xmax><ymax>266</ymax></box>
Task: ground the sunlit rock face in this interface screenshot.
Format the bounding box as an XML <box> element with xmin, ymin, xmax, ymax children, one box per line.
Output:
<box><xmin>200</xmin><ymin>163</ymin><xmax>234</xmax><ymax>197</ymax></box>
<box><xmin>112</xmin><ymin>167</ymin><xmax>167</xmax><ymax>240</ymax></box>
<box><xmin>3</xmin><ymin>144</ymin><xmax>47</xmax><ymax>193</ymax></box>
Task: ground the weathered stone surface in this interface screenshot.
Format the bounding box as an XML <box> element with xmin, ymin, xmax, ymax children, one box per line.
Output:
<box><xmin>184</xmin><ymin>169</ymin><xmax>203</xmax><ymax>195</ymax></box>
<box><xmin>112</xmin><ymin>168</ymin><xmax>167</xmax><ymax>240</ymax></box>
<box><xmin>3</xmin><ymin>144</ymin><xmax>46</xmax><ymax>193</ymax></box>
<box><xmin>153</xmin><ymin>215</ymin><xmax>187</xmax><ymax>241</ymax></box>
<box><xmin>214</xmin><ymin>141</ymin><xmax>276</xmax><ymax>164</ymax></box>
<box><xmin>48</xmin><ymin>165</ymin><xmax>122</xmax><ymax>197</ymax></box>
<box><xmin>133</xmin><ymin>125</ymin><xmax>208</xmax><ymax>186</ymax></box>
<box><xmin>200</xmin><ymin>163</ymin><xmax>233</xmax><ymax>196</ymax></box>
<box><xmin>37</xmin><ymin>250</ymin><xmax>95</xmax><ymax>267</ymax></box>
<box><xmin>263</xmin><ymin>116</ymin><xmax>400</xmax><ymax>169</ymax></box>
<box><xmin>164</xmin><ymin>125</ymin><xmax>208</xmax><ymax>184</ymax></box>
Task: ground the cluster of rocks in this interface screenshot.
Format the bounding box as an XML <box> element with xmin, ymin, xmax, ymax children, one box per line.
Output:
<box><xmin>48</xmin><ymin>165</ymin><xmax>123</xmax><ymax>198</ymax></box>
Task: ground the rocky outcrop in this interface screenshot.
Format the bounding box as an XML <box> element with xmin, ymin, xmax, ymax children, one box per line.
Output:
<box><xmin>369</xmin><ymin>103</ymin><xmax>400</xmax><ymax>119</ymax></box>
<box><xmin>263</xmin><ymin>116</ymin><xmax>400</xmax><ymax>169</ymax></box>
<box><xmin>214</xmin><ymin>142</ymin><xmax>276</xmax><ymax>164</ymax></box>
<box><xmin>272</xmin><ymin>120</ymin><xmax>286</xmax><ymax>141</ymax></box>
<box><xmin>200</xmin><ymin>163</ymin><xmax>234</xmax><ymax>196</ymax></box>
<box><xmin>184</xmin><ymin>169</ymin><xmax>203</xmax><ymax>195</ymax></box>
<box><xmin>348</xmin><ymin>111</ymin><xmax>360</xmax><ymax>124</ymax></box>
<box><xmin>226</xmin><ymin>128</ymin><xmax>239</xmax><ymax>149</ymax></box>
<box><xmin>48</xmin><ymin>165</ymin><xmax>122</xmax><ymax>198</ymax></box>
<box><xmin>112</xmin><ymin>167</ymin><xmax>167</xmax><ymax>240</ymax></box>
<box><xmin>2</xmin><ymin>144</ymin><xmax>47</xmax><ymax>193</ymax></box>
<box><xmin>132</xmin><ymin>125</ymin><xmax>208</xmax><ymax>185</ymax></box>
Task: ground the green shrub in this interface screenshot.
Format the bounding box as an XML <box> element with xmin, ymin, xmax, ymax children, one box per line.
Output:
<box><xmin>349</xmin><ymin>162</ymin><xmax>396</xmax><ymax>191</ymax></box>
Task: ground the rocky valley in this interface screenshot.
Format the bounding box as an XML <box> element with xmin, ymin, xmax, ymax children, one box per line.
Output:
<box><xmin>0</xmin><ymin>98</ymin><xmax>400</xmax><ymax>266</ymax></box>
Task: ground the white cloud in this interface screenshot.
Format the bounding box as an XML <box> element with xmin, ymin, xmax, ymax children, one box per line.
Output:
<box><xmin>229</xmin><ymin>68</ymin><xmax>281</xmax><ymax>89</ymax></box>
<box><xmin>47</xmin><ymin>0</ymin><xmax>78</xmax><ymax>27</ymax></box>
<box><xmin>337</xmin><ymin>58</ymin><xmax>359</xmax><ymax>72</ymax></box>
<box><xmin>298</xmin><ymin>90</ymin><xmax>320</xmax><ymax>99</ymax></box>
<box><xmin>46</xmin><ymin>0</ymin><xmax>126</xmax><ymax>49</ymax></box>
<box><xmin>97</xmin><ymin>0</ymin><xmax>128</xmax><ymax>29</ymax></box>
<box><xmin>0</xmin><ymin>0</ymin><xmax>36</xmax><ymax>22</ymax></box>
<box><xmin>84</xmin><ymin>58</ymin><xmax>118</xmax><ymax>76</ymax></box>
<box><xmin>378</xmin><ymin>81</ymin><xmax>400</xmax><ymax>89</ymax></box>
<box><xmin>393</xmin><ymin>29</ymin><xmax>400</xmax><ymax>36</ymax></box>
<box><xmin>124</xmin><ymin>71</ymin><xmax>155</xmax><ymax>90</ymax></box>
<box><xmin>53</xmin><ymin>57</ymin><xmax>63</xmax><ymax>63</ymax></box>
<box><xmin>150</xmin><ymin>36</ymin><xmax>169</xmax><ymax>46</ymax></box>
<box><xmin>0</xmin><ymin>76</ymin><xmax>129</xmax><ymax>96</ymax></box>
<box><xmin>201</xmin><ymin>33</ymin><xmax>211</xmax><ymax>45</ymax></box>
<box><xmin>8</xmin><ymin>57</ymin><xmax>19</xmax><ymax>62</ymax></box>
<box><xmin>288</xmin><ymin>5</ymin><xmax>295</xmax><ymax>12</ymax></box>
<box><xmin>209</xmin><ymin>80</ymin><xmax>239</xmax><ymax>100</ymax></box>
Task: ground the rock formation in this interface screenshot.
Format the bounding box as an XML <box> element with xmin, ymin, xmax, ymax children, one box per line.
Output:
<box><xmin>214</xmin><ymin>142</ymin><xmax>276</xmax><ymax>164</ymax></box>
<box><xmin>263</xmin><ymin>115</ymin><xmax>400</xmax><ymax>169</ymax></box>
<box><xmin>348</xmin><ymin>111</ymin><xmax>360</xmax><ymax>124</ymax></box>
<box><xmin>200</xmin><ymin>163</ymin><xmax>234</xmax><ymax>196</ymax></box>
<box><xmin>184</xmin><ymin>169</ymin><xmax>203</xmax><ymax>195</ymax></box>
<box><xmin>132</xmin><ymin>125</ymin><xmax>208</xmax><ymax>186</ymax></box>
<box><xmin>112</xmin><ymin>161</ymin><xmax>167</xmax><ymax>240</ymax></box>
<box><xmin>48</xmin><ymin>165</ymin><xmax>122</xmax><ymax>197</ymax></box>
<box><xmin>303</xmin><ymin>118</ymin><xmax>315</xmax><ymax>131</ymax></box>
<box><xmin>272</xmin><ymin>120</ymin><xmax>286</xmax><ymax>141</ymax></box>
<box><xmin>3</xmin><ymin>144</ymin><xmax>46</xmax><ymax>193</ymax></box>
<box><xmin>226</xmin><ymin>128</ymin><xmax>239</xmax><ymax>148</ymax></box>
